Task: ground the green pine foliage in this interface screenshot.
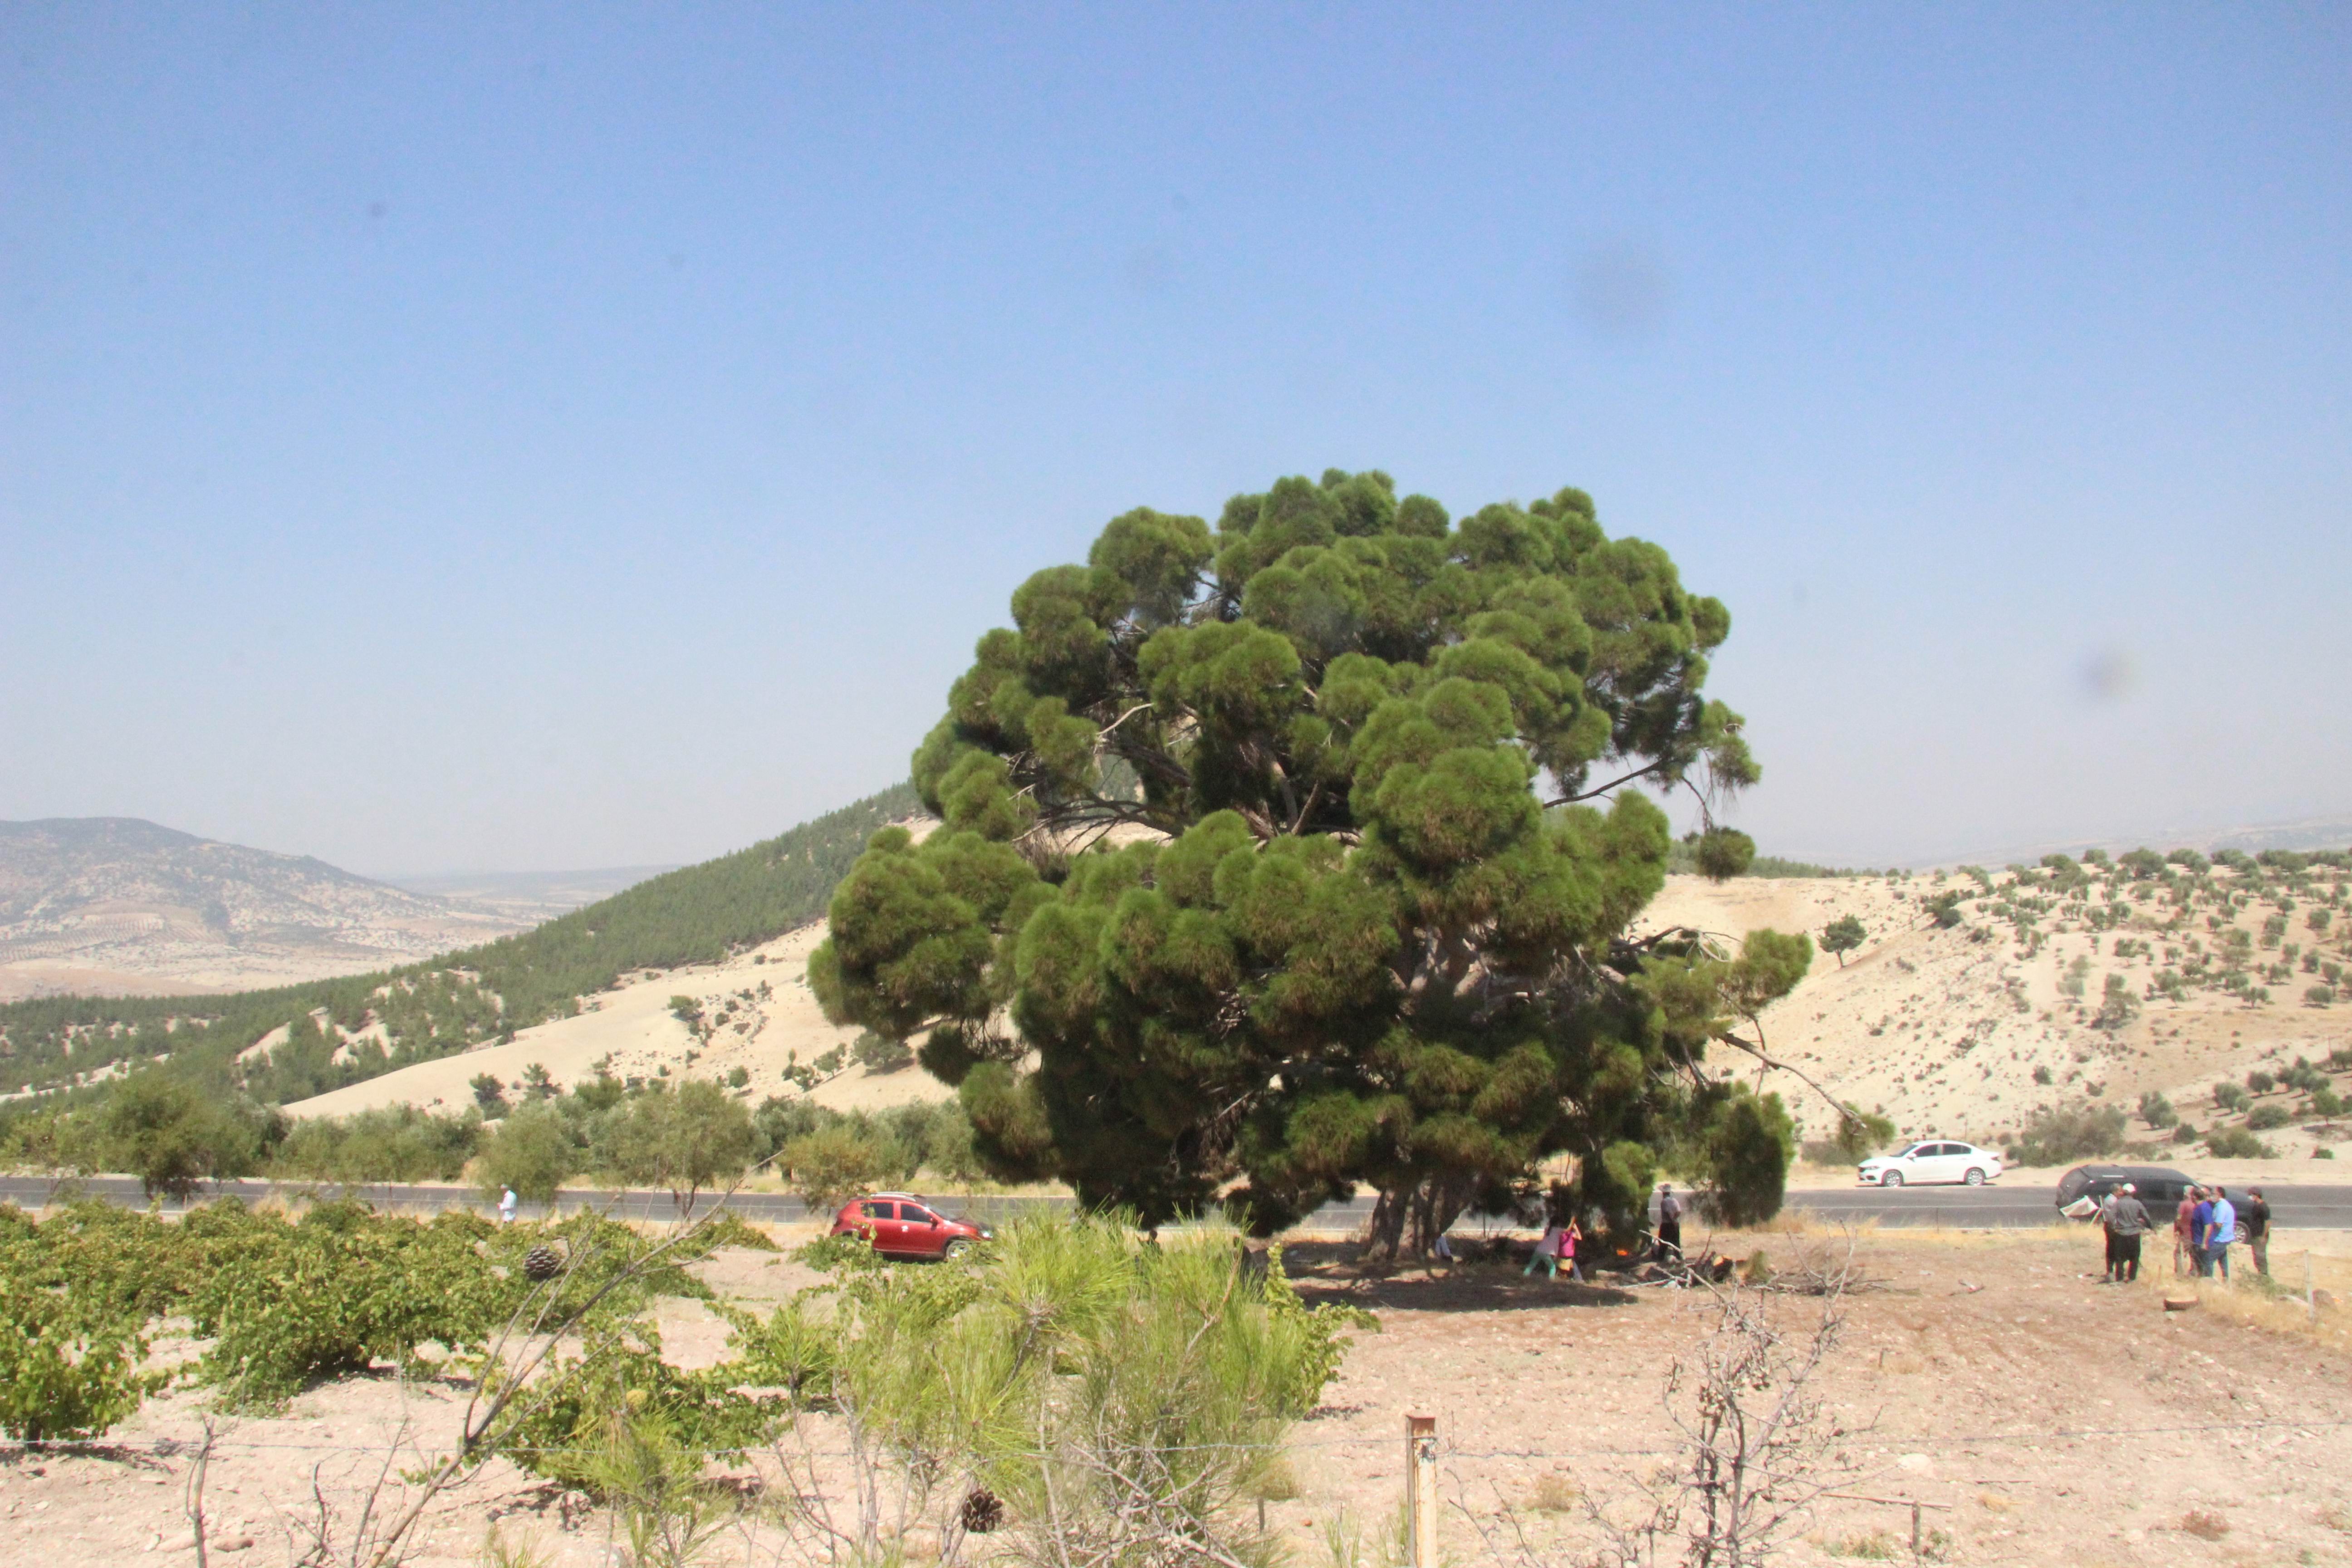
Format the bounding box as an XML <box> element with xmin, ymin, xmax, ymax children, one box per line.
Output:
<box><xmin>0</xmin><ymin>784</ymin><xmax>920</xmax><ymax>1122</ymax></box>
<box><xmin>813</xmin><ymin>470</ymin><xmax>1815</xmax><ymax>1251</ymax></box>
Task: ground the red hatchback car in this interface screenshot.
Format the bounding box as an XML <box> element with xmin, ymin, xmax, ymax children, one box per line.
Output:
<box><xmin>830</xmin><ymin>1193</ymin><xmax>990</xmax><ymax>1260</ymax></box>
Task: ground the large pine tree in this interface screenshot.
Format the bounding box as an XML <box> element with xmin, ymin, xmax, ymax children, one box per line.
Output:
<box><xmin>813</xmin><ymin>470</ymin><xmax>1820</xmax><ymax>1252</ymax></box>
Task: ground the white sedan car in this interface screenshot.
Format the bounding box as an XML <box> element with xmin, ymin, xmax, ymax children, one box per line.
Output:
<box><xmin>1857</xmin><ymin>1141</ymin><xmax>2004</xmax><ymax>1187</ymax></box>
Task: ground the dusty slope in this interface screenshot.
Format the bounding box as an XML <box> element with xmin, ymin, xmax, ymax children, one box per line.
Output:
<box><xmin>281</xmin><ymin>920</ymin><xmax>951</xmax><ymax>1121</ymax></box>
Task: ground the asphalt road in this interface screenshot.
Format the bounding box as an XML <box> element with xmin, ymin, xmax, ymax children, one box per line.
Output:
<box><xmin>9</xmin><ymin>1175</ymin><xmax>2352</xmax><ymax>1230</ymax></box>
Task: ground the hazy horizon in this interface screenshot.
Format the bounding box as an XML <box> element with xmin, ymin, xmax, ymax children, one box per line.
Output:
<box><xmin>6</xmin><ymin>7</ymin><xmax>2347</xmax><ymax>872</ymax></box>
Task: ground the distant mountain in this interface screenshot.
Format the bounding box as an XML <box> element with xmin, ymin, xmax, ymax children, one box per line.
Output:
<box><xmin>382</xmin><ymin>865</ymin><xmax>680</xmax><ymax>925</ymax></box>
<box><xmin>0</xmin><ymin>783</ymin><xmax>923</xmax><ymax>1101</ymax></box>
<box><xmin>0</xmin><ymin>818</ymin><xmax>526</xmax><ymax>999</ymax></box>
<box><xmin>1929</xmin><ymin>809</ymin><xmax>2352</xmax><ymax>870</ymax></box>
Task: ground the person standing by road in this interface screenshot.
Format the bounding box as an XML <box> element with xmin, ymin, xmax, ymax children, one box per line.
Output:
<box><xmin>2099</xmin><ymin>1187</ymin><xmax>2123</xmax><ymax>1280</ymax></box>
<box><xmin>2174</xmin><ymin>1186</ymin><xmax>2200</xmax><ymax>1277</ymax></box>
<box><xmin>1656</xmin><ymin>1183</ymin><xmax>1684</xmax><ymax>1261</ymax></box>
<box><xmin>499</xmin><ymin>1186</ymin><xmax>519</xmax><ymax>1225</ymax></box>
<box><xmin>2189</xmin><ymin>1187</ymin><xmax>2215</xmax><ymax>1276</ymax></box>
<box><xmin>2205</xmin><ymin>1186</ymin><xmax>2237</xmax><ymax>1283</ymax></box>
<box><xmin>2104</xmin><ymin>1183</ymin><xmax>2149</xmax><ymax>1283</ymax></box>
<box><xmin>2244</xmin><ymin>1187</ymin><xmax>2272</xmax><ymax>1277</ymax></box>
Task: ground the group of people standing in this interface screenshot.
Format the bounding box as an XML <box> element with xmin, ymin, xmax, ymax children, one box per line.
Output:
<box><xmin>2098</xmin><ymin>1181</ymin><xmax>2271</xmax><ymax>1283</ymax></box>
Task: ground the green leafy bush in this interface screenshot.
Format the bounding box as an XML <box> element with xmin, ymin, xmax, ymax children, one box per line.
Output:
<box><xmin>2005</xmin><ymin>1103</ymin><xmax>2127</xmax><ymax>1167</ymax></box>
<box><xmin>0</xmin><ymin>1207</ymin><xmax>164</xmax><ymax>1441</ymax></box>
<box><xmin>181</xmin><ymin>1202</ymin><xmax>515</xmax><ymax>1407</ymax></box>
<box><xmin>779</xmin><ymin>1123</ymin><xmax>909</xmax><ymax>1209</ymax></box>
<box><xmin>2205</xmin><ymin>1127</ymin><xmax>2274</xmax><ymax>1159</ymax></box>
<box><xmin>2247</xmin><ymin>1104</ymin><xmax>2291</xmax><ymax>1131</ymax></box>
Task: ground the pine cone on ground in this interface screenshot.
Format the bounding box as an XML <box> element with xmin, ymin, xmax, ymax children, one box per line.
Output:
<box><xmin>523</xmin><ymin>1244</ymin><xmax>564</xmax><ymax>1282</ymax></box>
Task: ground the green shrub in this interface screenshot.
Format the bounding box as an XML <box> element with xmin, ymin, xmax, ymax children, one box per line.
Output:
<box><xmin>0</xmin><ymin>1234</ymin><xmax>162</xmax><ymax>1441</ymax></box>
<box><xmin>2005</xmin><ymin>1103</ymin><xmax>2127</xmax><ymax>1167</ymax></box>
<box><xmin>181</xmin><ymin>1202</ymin><xmax>514</xmax><ymax>1408</ymax></box>
<box><xmin>271</xmin><ymin>1105</ymin><xmax>482</xmax><ymax>1184</ymax></box>
<box><xmin>2205</xmin><ymin>1127</ymin><xmax>2274</xmax><ymax>1159</ymax></box>
<box><xmin>780</xmin><ymin>1124</ymin><xmax>907</xmax><ymax>1210</ymax></box>
<box><xmin>2137</xmin><ymin>1092</ymin><xmax>2177</xmax><ymax>1130</ymax></box>
<box><xmin>475</xmin><ymin>1100</ymin><xmax>580</xmax><ymax>1205</ymax></box>
<box><xmin>494</xmin><ymin>1331</ymin><xmax>774</xmax><ymax>1496</ymax></box>
<box><xmin>2247</xmin><ymin>1104</ymin><xmax>2291</xmax><ymax>1131</ymax></box>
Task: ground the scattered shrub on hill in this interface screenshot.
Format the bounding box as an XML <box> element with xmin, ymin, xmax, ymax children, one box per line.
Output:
<box><xmin>2096</xmin><ymin>974</ymin><xmax>2140</xmax><ymax>1030</ymax></box>
<box><xmin>2214</xmin><ymin>1083</ymin><xmax>2251</xmax><ymax>1113</ymax></box>
<box><xmin>852</xmin><ymin>1030</ymin><xmax>915</xmax><ymax>1072</ymax></box>
<box><xmin>1819</xmin><ymin>915</ymin><xmax>1867</xmax><ymax>967</ymax></box>
<box><xmin>2005</xmin><ymin>1103</ymin><xmax>2126</xmax><ymax>1167</ymax></box>
<box><xmin>2137</xmin><ymin>1092</ymin><xmax>2177</xmax><ymax>1130</ymax></box>
<box><xmin>2205</xmin><ymin>1127</ymin><xmax>2274</xmax><ymax>1160</ymax></box>
<box><xmin>2247</xmin><ymin>1104</ymin><xmax>2291</xmax><ymax>1132</ymax></box>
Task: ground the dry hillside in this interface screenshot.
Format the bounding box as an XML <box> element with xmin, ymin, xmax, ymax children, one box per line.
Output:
<box><xmin>282</xmin><ymin>919</ymin><xmax>949</xmax><ymax>1122</ymax></box>
<box><xmin>1644</xmin><ymin>858</ymin><xmax>2352</xmax><ymax>1155</ymax></box>
<box><xmin>289</xmin><ymin>851</ymin><xmax>2352</xmax><ymax>1165</ymax></box>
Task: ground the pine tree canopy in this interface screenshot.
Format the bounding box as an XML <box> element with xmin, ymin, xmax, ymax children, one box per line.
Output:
<box><xmin>811</xmin><ymin>470</ymin><xmax>1814</xmax><ymax>1250</ymax></box>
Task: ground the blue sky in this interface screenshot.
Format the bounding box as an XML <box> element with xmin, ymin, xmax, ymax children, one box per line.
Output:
<box><xmin>4</xmin><ymin>4</ymin><xmax>2347</xmax><ymax>873</ymax></box>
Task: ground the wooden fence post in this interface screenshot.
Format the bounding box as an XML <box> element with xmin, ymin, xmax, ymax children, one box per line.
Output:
<box><xmin>1406</xmin><ymin>1413</ymin><xmax>1438</xmax><ymax>1568</ymax></box>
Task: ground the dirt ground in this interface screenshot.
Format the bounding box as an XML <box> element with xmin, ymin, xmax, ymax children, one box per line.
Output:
<box><xmin>9</xmin><ymin>1225</ymin><xmax>2352</xmax><ymax>1568</ymax></box>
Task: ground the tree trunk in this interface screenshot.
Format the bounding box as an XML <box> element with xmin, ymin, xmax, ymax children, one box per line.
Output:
<box><xmin>1367</xmin><ymin>1173</ymin><xmax>1479</xmax><ymax>1263</ymax></box>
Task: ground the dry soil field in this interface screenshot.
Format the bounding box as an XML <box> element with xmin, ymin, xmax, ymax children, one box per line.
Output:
<box><xmin>11</xmin><ymin>1218</ymin><xmax>2352</xmax><ymax>1568</ymax></box>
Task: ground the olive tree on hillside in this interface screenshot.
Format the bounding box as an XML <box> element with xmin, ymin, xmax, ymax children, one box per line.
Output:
<box><xmin>1820</xmin><ymin>914</ymin><xmax>1866</xmax><ymax>967</ymax></box>
<box><xmin>813</xmin><ymin>470</ymin><xmax>1829</xmax><ymax>1254</ymax></box>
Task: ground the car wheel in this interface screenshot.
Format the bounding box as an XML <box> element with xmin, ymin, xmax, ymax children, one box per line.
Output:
<box><xmin>1881</xmin><ymin>1171</ymin><xmax>1903</xmax><ymax>1188</ymax></box>
<box><xmin>941</xmin><ymin>1238</ymin><xmax>973</xmax><ymax>1261</ymax></box>
<box><xmin>1964</xmin><ymin>1167</ymin><xmax>1986</xmax><ymax>1186</ymax></box>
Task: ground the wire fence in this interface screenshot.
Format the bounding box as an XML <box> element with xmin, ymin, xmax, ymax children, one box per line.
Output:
<box><xmin>7</xmin><ymin>1412</ymin><xmax>2347</xmax><ymax>1465</ymax></box>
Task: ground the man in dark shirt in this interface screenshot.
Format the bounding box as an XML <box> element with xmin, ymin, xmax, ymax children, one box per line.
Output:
<box><xmin>1655</xmin><ymin>1183</ymin><xmax>1683</xmax><ymax>1261</ymax></box>
<box><xmin>2244</xmin><ymin>1187</ymin><xmax>2272</xmax><ymax>1277</ymax></box>
<box><xmin>2191</xmin><ymin>1191</ymin><xmax>2216</xmax><ymax>1277</ymax></box>
<box><xmin>2104</xmin><ymin>1183</ymin><xmax>2150</xmax><ymax>1283</ymax></box>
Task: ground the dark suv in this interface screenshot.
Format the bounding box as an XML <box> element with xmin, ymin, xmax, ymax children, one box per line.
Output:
<box><xmin>2054</xmin><ymin>1164</ymin><xmax>2198</xmax><ymax>1218</ymax></box>
<box><xmin>830</xmin><ymin>1193</ymin><xmax>991</xmax><ymax>1259</ymax></box>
